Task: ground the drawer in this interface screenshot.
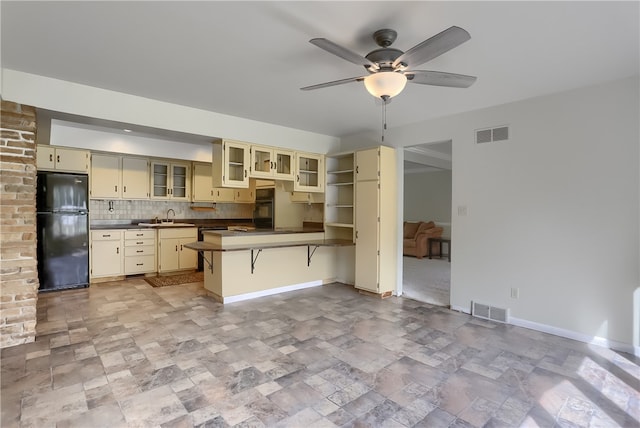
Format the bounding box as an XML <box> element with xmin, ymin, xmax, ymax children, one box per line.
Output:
<box><xmin>124</xmin><ymin>238</ymin><xmax>155</xmax><ymax>247</ymax></box>
<box><xmin>125</xmin><ymin>255</ymin><xmax>155</xmax><ymax>274</ymax></box>
<box><xmin>91</xmin><ymin>230</ymin><xmax>122</xmax><ymax>241</ymax></box>
<box><xmin>125</xmin><ymin>230</ymin><xmax>155</xmax><ymax>240</ymax></box>
<box><xmin>125</xmin><ymin>245</ymin><xmax>155</xmax><ymax>256</ymax></box>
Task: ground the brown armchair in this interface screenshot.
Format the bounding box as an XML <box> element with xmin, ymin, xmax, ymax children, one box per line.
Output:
<box><xmin>403</xmin><ymin>221</ymin><xmax>443</xmax><ymax>259</ymax></box>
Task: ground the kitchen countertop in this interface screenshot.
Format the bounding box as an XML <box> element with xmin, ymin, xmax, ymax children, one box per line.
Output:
<box><xmin>202</xmin><ymin>227</ymin><xmax>324</xmax><ymax>237</ymax></box>
<box><xmin>90</xmin><ymin>218</ymin><xmax>253</xmax><ymax>230</ymax></box>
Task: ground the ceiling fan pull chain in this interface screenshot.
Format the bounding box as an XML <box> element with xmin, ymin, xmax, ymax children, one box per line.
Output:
<box><xmin>381</xmin><ymin>96</ymin><xmax>389</xmax><ymax>143</ymax></box>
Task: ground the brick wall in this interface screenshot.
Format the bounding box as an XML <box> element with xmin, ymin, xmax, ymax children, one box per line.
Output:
<box><xmin>0</xmin><ymin>101</ymin><xmax>38</xmax><ymax>348</ymax></box>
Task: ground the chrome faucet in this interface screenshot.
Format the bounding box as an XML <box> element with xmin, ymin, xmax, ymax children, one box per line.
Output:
<box><xmin>166</xmin><ymin>209</ymin><xmax>175</xmax><ymax>223</ymax></box>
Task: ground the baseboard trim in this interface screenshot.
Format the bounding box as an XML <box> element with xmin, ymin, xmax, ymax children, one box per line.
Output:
<box><xmin>509</xmin><ymin>316</ymin><xmax>640</xmax><ymax>357</ymax></box>
<box><xmin>222</xmin><ymin>280</ymin><xmax>323</xmax><ymax>304</ymax></box>
<box><xmin>450</xmin><ymin>305</ymin><xmax>639</xmax><ymax>357</ymax></box>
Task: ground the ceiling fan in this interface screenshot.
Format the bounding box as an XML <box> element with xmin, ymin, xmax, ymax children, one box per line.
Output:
<box><xmin>301</xmin><ymin>26</ymin><xmax>477</xmax><ymax>102</ymax></box>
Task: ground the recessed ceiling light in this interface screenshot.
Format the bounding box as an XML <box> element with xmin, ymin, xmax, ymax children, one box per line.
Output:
<box><xmin>123</xmin><ymin>129</ymin><xmax>132</xmax><ymax>133</ymax></box>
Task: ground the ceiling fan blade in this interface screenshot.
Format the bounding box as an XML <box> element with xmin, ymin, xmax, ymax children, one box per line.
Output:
<box><xmin>405</xmin><ymin>70</ymin><xmax>477</xmax><ymax>88</ymax></box>
<box><xmin>393</xmin><ymin>26</ymin><xmax>471</xmax><ymax>69</ymax></box>
<box><xmin>300</xmin><ymin>76</ymin><xmax>367</xmax><ymax>91</ymax></box>
<box><xmin>310</xmin><ymin>38</ymin><xmax>379</xmax><ymax>70</ymax></box>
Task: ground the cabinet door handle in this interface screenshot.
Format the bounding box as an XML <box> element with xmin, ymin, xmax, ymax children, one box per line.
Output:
<box><xmin>210</xmin><ymin>190</ymin><xmax>213</xmax><ymax>196</ymax></box>
<box><xmin>116</xmin><ymin>247</ymin><xmax>120</xmax><ymax>254</ymax></box>
<box><xmin>274</xmin><ymin>162</ymin><xmax>277</xmax><ymax>171</ymax></box>
<box><xmin>115</xmin><ymin>185</ymin><xmax>117</xmax><ymax>192</ymax></box>
<box><xmin>123</xmin><ymin>186</ymin><xmax>127</xmax><ymax>193</ymax></box>
<box><xmin>136</xmin><ymin>241</ymin><xmax>143</xmax><ymax>244</ymax></box>
<box><xmin>180</xmin><ymin>245</ymin><xmax>183</xmax><ymax>251</ymax></box>
<box><xmin>244</xmin><ymin>170</ymin><xmax>247</xmax><ymax>178</ymax></box>
<box><xmin>49</xmin><ymin>154</ymin><xmax>53</xmax><ymax>162</ymax></box>
<box><xmin>103</xmin><ymin>234</ymin><xmax>111</xmax><ymax>238</ymax></box>
<box><xmin>56</xmin><ymin>155</ymin><xmax>60</xmax><ymax>163</ymax></box>
<box><xmin>356</xmin><ymin>231</ymin><xmax>358</xmax><ymax>239</ymax></box>
<box><xmin>297</xmin><ymin>175</ymin><xmax>300</xmax><ymax>182</ymax></box>
<box><xmin>136</xmin><ymin>263</ymin><xmax>143</xmax><ymax>266</ymax></box>
<box><xmin>136</xmin><ymin>233</ymin><xmax>143</xmax><ymax>236</ymax></box>
<box><xmin>136</xmin><ymin>250</ymin><xmax>143</xmax><ymax>253</ymax></box>
<box><xmin>356</xmin><ymin>166</ymin><xmax>359</xmax><ymax>174</ymax></box>
<box><xmin>175</xmin><ymin>245</ymin><xmax>178</xmax><ymax>252</ymax></box>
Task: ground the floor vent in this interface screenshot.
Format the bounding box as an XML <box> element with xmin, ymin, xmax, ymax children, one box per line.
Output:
<box><xmin>475</xmin><ymin>125</ymin><xmax>509</xmax><ymax>144</ymax></box>
<box><xmin>472</xmin><ymin>301</ymin><xmax>510</xmax><ymax>323</ymax></box>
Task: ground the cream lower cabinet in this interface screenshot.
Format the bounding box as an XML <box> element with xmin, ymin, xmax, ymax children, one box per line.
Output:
<box><xmin>158</xmin><ymin>228</ymin><xmax>197</xmax><ymax>273</ymax></box>
<box><xmin>124</xmin><ymin>230</ymin><xmax>156</xmax><ymax>274</ymax></box>
<box><xmin>90</xmin><ymin>230</ymin><xmax>123</xmax><ymax>278</ymax></box>
<box><xmin>354</xmin><ymin>146</ymin><xmax>397</xmax><ymax>295</ymax></box>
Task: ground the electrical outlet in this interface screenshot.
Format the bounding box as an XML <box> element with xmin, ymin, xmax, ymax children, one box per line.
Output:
<box><xmin>510</xmin><ymin>287</ymin><xmax>519</xmax><ymax>299</ymax></box>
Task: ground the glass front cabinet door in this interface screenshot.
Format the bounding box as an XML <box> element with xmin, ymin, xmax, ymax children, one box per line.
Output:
<box><xmin>151</xmin><ymin>161</ymin><xmax>190</xmax><ymax>200</ymax></box>
<box><xmin>250</xmin><ymin>146</ymin><xmax>294</xmax><ymax>181</ymax></box>
<box><xmin>213</xmin><ymin>139</ymin><xmax>250</xmax><ymax>188</ymax></box>
<box><xmin>294</xmin><ymin>152</ymin><xmax>324</xmax><ymax>192</ymax></box>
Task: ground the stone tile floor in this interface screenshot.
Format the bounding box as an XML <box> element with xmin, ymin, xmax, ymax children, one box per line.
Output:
<box><xmin>1</xmin><ymin>278</ymin><xmax>639</xmax><ymax>427</ymax></box>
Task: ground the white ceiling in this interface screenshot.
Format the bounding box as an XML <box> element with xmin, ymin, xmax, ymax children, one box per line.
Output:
<box><xmin>1</xmin><ymin>1</ymin><xmax>638</xmax><ymax>141</ymax></box>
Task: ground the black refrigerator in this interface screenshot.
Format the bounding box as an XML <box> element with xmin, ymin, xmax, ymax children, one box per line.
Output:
<box><xmin>36</xmin><ymin>171</ymin><xmax>90</xmax><ymax>292</ymax></box>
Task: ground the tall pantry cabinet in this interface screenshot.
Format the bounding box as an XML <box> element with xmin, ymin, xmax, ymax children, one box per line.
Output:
<box><xmin>354</xmin><ymin>146</ymin><xmax>397</xmax><ymax>295</ymax></box>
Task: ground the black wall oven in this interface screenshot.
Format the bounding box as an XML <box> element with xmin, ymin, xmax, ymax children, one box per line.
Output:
<box><xmin>196</xmin><ymin>226</ymin><xmax>227</xmax><ymax>271</ymax></box>
<box><xmin>253</xmin><ymin>188</ymin><xmax>274</xmax><ymax>229</ymax></box>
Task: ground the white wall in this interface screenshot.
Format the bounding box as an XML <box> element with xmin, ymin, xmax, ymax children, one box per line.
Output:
<box><xmin>50</xmin><ymin>120</ymin><xmax>215</xmax><ymax>162</ymax></box>
<box><xmin>344</xmin><ymin>76</ymin><xmax>640</xmax><ymax>353</ymax></box>
<box><xmin>404</xmin><ymin>169</ymin><xmax>452</xmax><ymax>228</ymax></box>
<box><xmin>2</xmin><ymin>69</ymin><xmax>340</xmax><ymax>154</ymax></box>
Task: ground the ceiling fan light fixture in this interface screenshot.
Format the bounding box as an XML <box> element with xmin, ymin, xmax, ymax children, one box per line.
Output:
<box><xmin>364</xmin><ymin>71</ymin><xmax>407</xmax><ymax>99</ymax></box>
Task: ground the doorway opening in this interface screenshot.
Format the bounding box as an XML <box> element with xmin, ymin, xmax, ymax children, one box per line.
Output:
<box><xmin>402</xmin><ymin>140</ymin><xmax>452</xmax><ymax>307</ymax></box>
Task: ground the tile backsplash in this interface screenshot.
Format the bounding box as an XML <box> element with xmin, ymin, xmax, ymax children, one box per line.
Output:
<box><xmin>89</xmin><ymin>199</ymin><xmax>253</xmax><ymax>221</ymax></box>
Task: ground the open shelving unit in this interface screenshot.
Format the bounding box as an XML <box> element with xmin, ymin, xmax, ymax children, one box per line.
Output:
<box><xmin>325</xmin><ymin>152</ymin><xmax>355</xmax><ymax>241</ymax></box>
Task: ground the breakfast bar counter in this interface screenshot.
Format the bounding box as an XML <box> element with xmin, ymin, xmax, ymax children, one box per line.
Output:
<box><xmin>195</xmin><ymin>229</ymin><xmax>353</xmax><ymax>303</ymax></box>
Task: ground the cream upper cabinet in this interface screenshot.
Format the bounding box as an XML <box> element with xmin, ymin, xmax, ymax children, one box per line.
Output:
<box><xmin>192</xmin><ymin>162</ymin><xmax>215</xmax><ymax>202</ymax></box>
<box><xmin>354</xmin><ymin>146</ymin><xmax>397</xmax><ymax>295</ymax></box>
<box><xmin>212</xmin><ymin>188</ymin><xmax>236</xmax><ymax>203</ymax></box>
<box><xmin>355</xmin><ymin>147</ymin><xmax>379</xmax><ymax>181</ymax></box>
<box><xmin>90</xmin><ymin>154</ymin><xmax>149</xmax><ymax>199</ymax></box>
<box><xmin>36</xmin><ymin>146</ymin><xmax>55</xmax><ymax>169</ymax></box>
<box><xmin>90</xmin><ymin>153</ymin><xmax>121</xmax><ymax>199</ymax></box>
<box><xmin>213</xmin><ymin>139</ymin><xmax>250</xmax><ymax>188</ymax></box>
<box><xmin>122</xmin><ymin>157</ymin><xmax>150</xmax><ymax>199</ymax></box>
<box><xmin>250</xmin><ymin>145</ymin><xmax>295</xmax><ymax>181</ymax></box>
<box><xmin>294</xmin><ymin>152</ymin><xmax>324</xmax><ymax>193</ymax></box>
<box><xmin>37</xmin><ymin>145</ymin><xmax>89</xmax><ymax>173</ymax></box>
<box><xmin>234</xmin><ymin>187</ymin><xmax>255</xmax><ymax>203</ymax></box>
<box><xmin>151</xmin><ymin>161</ymin><xmax>190</xmax><ymax>200</ymax></box>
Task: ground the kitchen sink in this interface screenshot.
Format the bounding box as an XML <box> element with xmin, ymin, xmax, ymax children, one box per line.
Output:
<box><xmin>138</xmin><ymin>222</ymin><xmax>196</xmax><ymax>227</ymax></box>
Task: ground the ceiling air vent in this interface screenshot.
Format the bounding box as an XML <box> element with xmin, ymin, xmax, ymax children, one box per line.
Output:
<box><xmin>475</xmin><ymin>125</ymin><xmax>509</xmax><ymax>144</ymax></box>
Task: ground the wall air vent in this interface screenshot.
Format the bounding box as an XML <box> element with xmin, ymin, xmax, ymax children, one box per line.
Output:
<box><xmin>471</xmin><ymin>301</ymin><xmax>510</xmax><ymax>323</ymax></box>
<box><xmin>475</xmin><ymin>125</ymin><xmax>509</xmax><ymax>144</ymax></box>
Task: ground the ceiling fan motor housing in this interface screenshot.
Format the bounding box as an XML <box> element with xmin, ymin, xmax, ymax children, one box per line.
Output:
<box><xmin>365</xmin><ymin>48</ymin><xmax>404</xmax><ymax>71</ymax></box>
